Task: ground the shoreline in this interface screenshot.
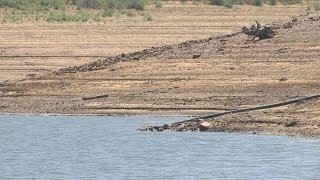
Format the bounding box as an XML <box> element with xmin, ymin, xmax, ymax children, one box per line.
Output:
<box><xmin>0</xmin><ymin>112</ymin><xmax>193</xmax><ymax>118</ymax></box>
<box><xmin>139</xmin><ymin>95</ymin><xmax>320</xmax><ymax>139</ymax></box>
<box><xmin>1</xmin><ymin>111</ymin><xmax>319</xmax><ymax>140</ymax></box>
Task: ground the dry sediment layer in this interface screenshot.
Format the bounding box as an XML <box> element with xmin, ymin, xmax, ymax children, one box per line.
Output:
<box><xmin>0</xmin><ymin>12</ymin><xmax>320</xmax><ymax>138</ymax></box>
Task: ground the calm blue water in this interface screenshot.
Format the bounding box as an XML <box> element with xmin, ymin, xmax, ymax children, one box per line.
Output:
<box><xmin>0</xmin><ymin>115</ymin><xmax>319</xmax><ymax>179</ymax></box>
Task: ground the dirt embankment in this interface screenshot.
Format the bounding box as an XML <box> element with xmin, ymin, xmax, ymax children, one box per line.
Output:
<box><xmin>0</xmin><ymin>12</ymin><xmax>320</xmax><ymax>138</ymax></box>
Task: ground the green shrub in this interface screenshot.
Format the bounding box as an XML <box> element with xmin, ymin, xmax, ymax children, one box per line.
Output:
<box><xmin>76</xmin><ymin>0</ymin><xmax>101</xmax><ymax>9</ymax></box>
<box><xmin>127</xmin><ymin>0</ymin><xmax>147</xmax><ymax>10</ymax></box>
<box><xmin>144</xmin><ymin>13</ymin><xmax>152</xmax><ymax>21</ymax></box>
<box><xmin>3</xmin><ymin>13</ymin><xmax>23</xmax><ymax>22</ymax></box>
<box><xmin>279</xmin><ymin>0</ymin><xmax>302</xmax><ymax>5</ymax></box>
<box><xmin>314</xmin><ymin>1</ymin><xmax>320</xmax><ymax>11</ymax></box>
<box><xmin>102</xmin><ymin>8</ymin><xmax>114</xmax><ymax>17</ymax></box>
<box><xmin>223</xmin><ymin>0</ymin><xmax>233</xmax><ymax>8</ymax></box>
<box><xmin>269</xmin><ymin>0</ymin><xmax>277</xmax><ymax>5</ymax></box>
<box><xmin>0</xmin><ymin>0</ymin><xmax>31</xmax><ymax>10</ymax></box>
<box><xmin>251</xmin><ymin>0</ymin><xmax>262</xmax><ymax>6</ymax></box>
<box><xmin>105</xmin><ymin>0</ymin><xmax>116</xmax><ymax>9</ymax></box>
<box><xmin>76</xmin><ymin>11</ymin><xmax>89</xmax><ymax>22</ymax></box>
<box><xmin>40</xmin><ymin>0</ymin><xmax>65</xmax><ymax>10</ymax></box>
<box><xmin>153</xmin><ymin>0</ymin><xmax>163</xmax><ymax>8</ymax></box>
<box><xmin>46</xmin><ymin>11</ymin><xmax>90</xmax><ymax>22</ymax></box>
<box><xmin>126</xmin><ymin>10</ymin><xmax>134</xmax><ymax>17</ymax></box>
<box><xmin>210</xmin><ymin>0</ymin><xmax>224</xmax><ymax>6</ymax></box>
<box><xmin>93</xmin><ymin>13</ymin><xmax>102</xmax><ymax>21</ymax></box>
<box><xmin>237</xmin><ymin>0</ymin><xmax>244</xmax><ymax>5</ymax></box>
<box><xmin>0</xmin><ymin>0</ymin><xmax>148</xmax><ymax>11</ymax></box>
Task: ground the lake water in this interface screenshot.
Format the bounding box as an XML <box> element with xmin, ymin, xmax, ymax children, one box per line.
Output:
<box><xmin>0</xmin><ymin>115</ymin><xmax>319</xmax><ymax>179</ymax></box>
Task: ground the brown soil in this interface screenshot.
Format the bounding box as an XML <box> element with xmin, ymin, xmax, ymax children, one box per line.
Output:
<box><xmin>0</xmin><ymin>4</ymin><xmax>319</xmax><ymax>138</ymax></box>
<box><xmin>0</xmin><ymin>3</ymin><xmax>305</xmax><ymax>82</ymax></box>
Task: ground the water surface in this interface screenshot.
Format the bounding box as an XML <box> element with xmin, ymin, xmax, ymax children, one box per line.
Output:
<box><xmin>0</xmin><ymin>115</ymin><xmax>319</xmax><ymax>179</ymax></box>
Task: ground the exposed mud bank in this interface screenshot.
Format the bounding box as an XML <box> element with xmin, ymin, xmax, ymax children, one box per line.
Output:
<box><xmin>139</xmin><ymin>95</ymin><xmax>320</xmax><ymax>138</ymax></box>
<box><xmin>0</xmin><ymin>12</ymin><xmax>320</xmax><ymax>139</ymax></box>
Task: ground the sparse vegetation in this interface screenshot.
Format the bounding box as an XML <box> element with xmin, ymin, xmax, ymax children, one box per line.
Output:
<box><xmin>198</xmin><ymin>0</ymin><xmax>302</xmax><ymax>7</ymax></box>
<box><xmin>3</xmin><ymin>12</ymin><xmax>23</xmax><ymax>22</ymax></box>
<box><xmin>153</xmin><ymin>0</ymin><xmax>163</xmax><ymax>8</ymax></box>
<box><xmin>46</xmin><ymin>11</ymin><xmax>90</xmax><ymax>22</ymax></box>
<box><xmin>210</xmin><ymin>0</ymin><xmax>224</xmax><ymax>6</ymax></box>
<box><xmin>102</xmin><ymin>8</ymin><xmax>114</xmax><ymax>17</ymax></box>
<box><xmin>269</xmin><ymin>0</ymin><xmax>277</xmax><ymax>5</ymax></box>
<box><xmin>313</xmin><ymin>1</ymin><xmax>320</xmax><ymax>11</ymax></box>
<box><xmin>0</xmin><ymin>0</ymin><xmax>149</xmax><ymax>22</ymax></box>
<box><xmin>222</xmin><ymin>0</ymin><xmax>233</xmax><ymax>8</ymax></box>
<box><xmin>0</xmin><ymin>0</ymin><xmax>305</xmax><ymax>22</ymax></box>
<box><xmin>209</xmin><ymin>0</ymin><xmax>235</xmax><ymax>7</ymax></box>
<box><xmin>281</xmin><ymin>0</ymin><xmax>302</xmax><ymax>5</ymax></box>
<box><xmin>251</xmin><ymin>0</ymin><xmax>262</xmax><ymax>6</ymax></box>
<box><xmin>126</xmin><ymin>10</ymin><xmax>134</xmax><ymax>17</ymax></box>
<box><xmin>143</xmin><ymin>13</ymin><xmax>153</xmax><ymax>21</ymax></box>
<box><xmin>0</xmin><ymin>0</ymin><xmax>148</xmax><ymax>10</ymax></box>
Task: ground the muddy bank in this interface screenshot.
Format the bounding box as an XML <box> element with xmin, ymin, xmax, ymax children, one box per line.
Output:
<box><xmin>139</xmin><ymin>96</ymin><xmax>320</xmax><ymax>138</ymax></box>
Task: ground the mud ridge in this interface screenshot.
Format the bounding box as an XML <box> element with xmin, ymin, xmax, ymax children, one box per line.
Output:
<box><xmin>53</xmin><ymin>32</ymin><xmax>241</xmax><ymax>75</ymax></box>
<box><xmin>52</xmin><ymin>12</ymin><xmax>318</xmax><ymax>76</ymax></box>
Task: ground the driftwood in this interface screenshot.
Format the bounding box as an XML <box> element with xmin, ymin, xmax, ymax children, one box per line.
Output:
<box><xmin>186</xmin><ymin>94</ymin><xmax>320</xmax><ymax>122</ymax></box>
<box><xmin>139</xmin><ymin>94</ymin><xmax>320</xmax><ymax>132</ymax></box>
<box><xmin>82</xmin><ymin>94</ymin><xmax>109</xmax><ymax>100</ymax></box>
<box><xmin>242</xmin><ymin>21</ymin><xmax>275</xmax><ymax>41</ymax></box>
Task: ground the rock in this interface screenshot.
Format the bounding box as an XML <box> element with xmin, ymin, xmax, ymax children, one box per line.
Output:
<box><xmin>279</xmin><ymin>77</ymin><xmax>287</xmax><ymax>82</ymax></box>
<box><xmin>242</xmin><ymin>21</ymin><xmax>275</xmax><ymax>41</ymax></box>
<box><xmin>193</xmin><ymin>54</ymin><xmax>201</xmax><ymax>59</ymax></box>
<box><xmin>254</xmin><ymin>27</ymin><xmax>275</xmax><ymax>40</ymax></box>
<box><xmin>277</xmin><ymin>48</ymin><xmax>287</xmax><ymax>53</ymax></box>
<box><xmin>163</xmin><ymin>124</ymin><xmax>170</xmax><ymax>130</ymax></box>
<box><xmin>153</xmin><ymin>126</ymin><xmax>163</xmax><ymax>131</ymax></box>
<box><xmin>283</xmin><ymin>22</ymin><xmax>294</xmax><ymax>29</ymax></box>
<box><xmin>308</xmin><ymin>16</ymin><xmax>319</xmax><ymax>21</ymax></box>
<box><xmin>284</xmin><ymin>121</ymin><xmax>298</xmax><ymax>127</ymax></box>
<box><xmin>199</xmin><ymin>121</ymin><xmax>211</xmax><ymax>131</ymax></box>
<box><xmin>26</xmin><ymin>73</ymin><xmax>37</xmax><ymax>79</ymax></box>
<box><xmin>292</xmin><ymin>17</ymin><xmax>298</xmax><ymax>23</ymax></box>
<box><xmin>138</xmin><ymin>125</ymin><xmax>153</xmax><ymax>131</ymax></box>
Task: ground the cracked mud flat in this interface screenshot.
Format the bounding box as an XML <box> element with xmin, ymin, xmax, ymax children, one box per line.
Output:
<box><xmin>0</xmin><ymin>12</ymin><xmax>320</xmax><ymax>138</ymax></box>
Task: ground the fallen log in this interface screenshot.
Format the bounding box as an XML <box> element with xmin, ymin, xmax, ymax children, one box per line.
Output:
<box><xmin>186</xmin><ymin>94</ymin><xmax>320</xmax><ymax>122</ymax></box>
<box><xmin>139</xmin><ymin>94</ymin><xmax>320</xmax><ymax>132</ymax></box>
<box><xmin>242</xmin><ymin>21</ymin><xmax>275</xmax><ymax>41</ymax></box>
